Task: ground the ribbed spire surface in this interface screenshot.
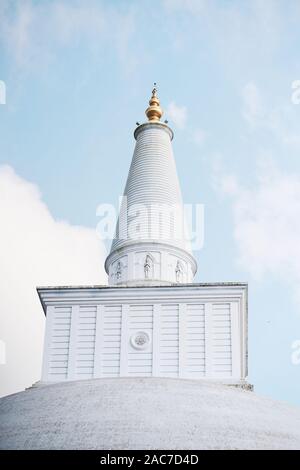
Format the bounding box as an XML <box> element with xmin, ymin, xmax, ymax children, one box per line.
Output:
<box><xmin>105</xmin><ymin>89</ymin><xmax>197</xmax><ymax>286</ymax></box>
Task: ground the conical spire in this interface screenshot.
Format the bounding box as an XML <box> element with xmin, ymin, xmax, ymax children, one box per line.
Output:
<box><xmin>145</xmin><ymin>83</ymin><xmax>163</xmax><ymax>122</ymax></box>
<box><xmin>105</xmin><ymin>88</ymin><xmax>197</xmax><ymax>286</ymax></box>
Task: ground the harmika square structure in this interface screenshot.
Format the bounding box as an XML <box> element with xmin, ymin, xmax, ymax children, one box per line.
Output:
<box><xmin>38</xmin><ymin>284</ymin><xmax>247</xmax><ymax>384</ymax></box>
<box><xmin>38</xmin><ymin>87</ymin><xmax>248</xmax><ymax>387</ymax></box>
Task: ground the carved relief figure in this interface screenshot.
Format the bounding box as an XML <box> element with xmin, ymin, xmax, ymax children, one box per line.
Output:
<box><xmin>116</xmin><ymin>261</ymin><xmax>122</xmax><ymax>280</ymax></box>
<box><xmin>144</xmin><ymin>254</ymin><xmax>152</xmax><ymax>279</ymax></box>
<box><xmin>175</xmin><ymin>260</ymin><xmax>183</xmax><ymax>283</ymax></box>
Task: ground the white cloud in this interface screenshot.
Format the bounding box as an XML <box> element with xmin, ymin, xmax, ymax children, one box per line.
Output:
<box><xmin>241</xmin><ymin>82</ymin><xmax>265</xmax><ymax>128</ymax></box>
<box><xmin>193</xmin><ymin>128</ymin><xmax>206</xmax><ymax>146</ymax></box>
<box><xmin>214</xmin><ymin>158</ymin><xmax>300</xmax><ymax>306</ymax></box>
<box><xmin>163</xmin><ymin>0</ymin><xmax>283</xmax><ymax>67</ymax></box>
<box><xmin>0</xmin><ymin>0</ymin><xmax>137</xmax><ymax>72</ymax></box>
<box><xmin>166</xmin><ymin>101</ymin><xmax>187</xmax><ymax>129</ymax></box>
<box><xmin>241</xmin><ymin>81</ymin><xmax>300</xmax><ymax>151</ymax></box>
<box><xmin>163</xmin><ymin>0</ymin><xmax>207</xmax><ymax>14</ymax></box>
<box><xmin>52</xmin><ymin>2</ymin><xmax>105</xmax><ymax>45</ymax></box>
<box><xmin>0</xmin><ymin>1</ymin><xmax>34</xmax><ymax>67</ymax></box>
<box><xmin>0</xmin><ymin>165</ymin><xmax>107</xmax><ymax>397</ymax></box>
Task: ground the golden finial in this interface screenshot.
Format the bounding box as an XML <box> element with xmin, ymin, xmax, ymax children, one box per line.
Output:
<box><xmin>145</xmin><ymin>83</ymin><xmax>163</xmax><ymax>122</ymax></box>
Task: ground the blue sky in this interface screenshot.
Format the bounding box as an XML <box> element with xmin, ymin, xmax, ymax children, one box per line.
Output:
<box><xmin>1</xmin><ymin>0</ymin><xmax>300</xmax><ymax>405</ymax></box>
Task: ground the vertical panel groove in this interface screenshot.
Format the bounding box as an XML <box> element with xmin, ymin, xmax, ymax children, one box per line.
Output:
<box><xmin>204</xmin><ymin>303</ymin><xmax>213</xmax><ymax>378</ymax></box>
<box><xmin>231</xmin><ymin>302</ymin><xmax>240</xmax><ymax>379</ymax></box>
<box><xmin>152</xmin><ymin>304</ymin><xmax>160</xmax><ymax>376</ymax></box>
<box><xmin>93</xmin><ymin>305</ymin><xmax>104</xmax><ymax>378</ymax></box>
<box><xmin>179</xmin><ymin>303</ymin><xmax>187</xmax><ymax>377</ymax></box>
<box><xmin>67</xmin><ymin>305</ymin><xmax>79</xmax><ymax>380</ymax></box>
<box><xmin>120</xmin><ymin>304</ymin><xmax>129</xmax><ymax>376</ymax></box>
<box><xmin>42</xmin><ymin>306</ymin><xmax>55</xmax><ymax>381</ymax></box>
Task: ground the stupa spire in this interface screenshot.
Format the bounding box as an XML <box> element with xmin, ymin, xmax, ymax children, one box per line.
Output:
<box><xmin>145</xmin><ymin>83</ymin><xmax>163</xmax><ymax>122</ymax></box>
<box><xmin>105</xmin><ymin>87</ymin><xmax>197</xmax><ymax>286</ymax></box>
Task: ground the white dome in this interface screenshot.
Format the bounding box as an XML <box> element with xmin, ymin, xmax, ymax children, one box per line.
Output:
<box><xmin>1</xmin><ymin>378</ymin><xmax>300</xmax><ymax>450</ymax></box>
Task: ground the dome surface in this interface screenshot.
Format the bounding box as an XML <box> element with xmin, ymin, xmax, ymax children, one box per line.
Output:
<box><xmin>1</xmin><ymin>378</ymin><xmax>300</xmax><ymax>450</ymax></box>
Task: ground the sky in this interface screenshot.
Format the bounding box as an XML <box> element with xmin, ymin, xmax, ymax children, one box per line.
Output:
<box><xmin>0</xmin><ymin>0</ymin><xmax>300</xmax><ymax>405</ymax></box>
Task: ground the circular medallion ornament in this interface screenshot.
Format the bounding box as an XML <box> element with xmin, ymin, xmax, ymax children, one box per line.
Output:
<box><xmin>130</xmin><ymin>331</ymin><xmax>150</xmax><ymax>350</ymax></box>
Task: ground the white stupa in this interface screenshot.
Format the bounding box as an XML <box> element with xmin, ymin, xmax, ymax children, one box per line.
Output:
<box><xmin>1</xmin><ymin>87</ymin><xmax>300</xmax><ymax>450</ymax></box>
